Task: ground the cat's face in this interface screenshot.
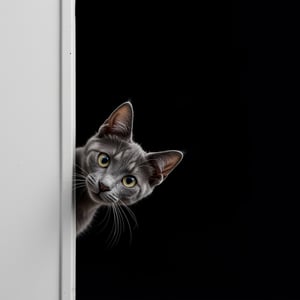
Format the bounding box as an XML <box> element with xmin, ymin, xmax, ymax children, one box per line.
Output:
<box><xmin>83</xmin><ymin>137</ymin><xmax>155</xmax><ymax>206</ymax></box>
<box><xmin>79</xmin><ymin>102</ymin><xmax>183</xmax><ymax>206</ymax></box>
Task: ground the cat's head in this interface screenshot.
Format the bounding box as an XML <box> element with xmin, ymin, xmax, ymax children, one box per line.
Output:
<box><xmin>79</xmin><ymin>102</ymin><xmax>183</xmax><ymax>206</ymax></box>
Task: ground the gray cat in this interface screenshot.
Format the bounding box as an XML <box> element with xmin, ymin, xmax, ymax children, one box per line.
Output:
<box><xmin>75</xmin><ymin>102</ymin><xmax>183</xmax><ymax>237</ymax></box>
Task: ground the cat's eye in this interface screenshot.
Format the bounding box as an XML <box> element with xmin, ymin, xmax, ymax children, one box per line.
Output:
<box><xmin>98</xmin><ymin>153</ymin><xmax>110</xmax><ymax>168</ymax></box>
<box><xmin>122</xmin><ymin>175</ymin><xmax>137</xmax><ymax>188</ymax></box>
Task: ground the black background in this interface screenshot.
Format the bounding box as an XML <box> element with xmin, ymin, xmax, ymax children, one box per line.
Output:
<box><xmin>76</xmin><ymin>1</ymin><xmax>299</xmax><ymax>299</ymax></box>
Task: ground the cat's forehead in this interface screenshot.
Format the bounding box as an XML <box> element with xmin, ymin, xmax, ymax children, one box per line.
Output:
<box><xmin>117</xmin><ymin>146</ymin><xmax>146</xmax><ymax>170</ymax></box>
<box><xmin>87</xmin><ymin>136</ymin><xmax>146</xmax><ymax>162</ymax></box>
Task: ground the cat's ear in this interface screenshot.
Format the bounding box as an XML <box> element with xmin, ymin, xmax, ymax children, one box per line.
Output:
<box><xmin>147</xmin><ymin>150</ymin><xmax>183</xmax><ymax>186</ymax></box>
<box><xmin>98</xmin><ymin>102</ymin><xmax>133</xmax><ymax>140</ymax></box>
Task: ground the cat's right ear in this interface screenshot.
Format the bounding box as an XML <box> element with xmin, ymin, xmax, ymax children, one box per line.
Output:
<box><xmin>97</xmin><ymin>102</ymin><xmax>134</xmax><ymax>141</ymax></box>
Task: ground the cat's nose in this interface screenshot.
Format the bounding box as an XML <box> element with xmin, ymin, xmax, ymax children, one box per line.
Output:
<box><xmin>99</xmin><ymin>182</ymin><xmax>110</xmax><ymax>192</ymax></box>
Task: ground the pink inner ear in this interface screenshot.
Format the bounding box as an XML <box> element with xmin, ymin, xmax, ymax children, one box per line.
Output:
<box><xmin>99</xmin><ymin>102</ymin><xmax>133</xmax><ymax>139</ymax></box>
<box><xmin>148</xmin><ymin>151</ymin><xmax>183</xmax><ymax>183</ymax></box>
<box><xmin>161</xmin><ymin>153</ymin><xmax>182</xmax><ymax>178</ymax></box>
<box><xmin>108</xmin><ymin>105</ymin><xmax>131</xmax><ymax>127</ymax></box>
<box><xmin>161</xmin><ymin>160</ymin><xmax>177</xmax><ymax>177</ymax></box>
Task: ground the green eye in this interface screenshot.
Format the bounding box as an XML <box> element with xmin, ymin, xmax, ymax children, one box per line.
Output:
<box><xmin>98</xmin><ymin>153</ymin><xmax>110</xmax><ymax>168</ymax></box>
<box><xmin>122</xmin><ymin>175</ymin><xmax>137</xmax><ymax>188</ymax></box>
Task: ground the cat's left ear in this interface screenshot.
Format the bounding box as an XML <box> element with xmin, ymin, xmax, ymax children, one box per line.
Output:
<box><xmin>98</xmin><ymin>102</ymin><xmax>133</xmax><ymax>141</ymax></box>
<box><xmin>147</xmin><ymin>150</ymin><xmax>183</xmax><ymax>186</ymax></box>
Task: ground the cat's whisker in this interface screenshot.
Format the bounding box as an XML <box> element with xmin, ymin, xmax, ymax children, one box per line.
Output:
<box><xmin>107</xmin><ymin>203</ymin><xmax>121</xmax><ymax>248</ymax></box>
<box><xmin>102</xmin><ymin>195</ymin><xmax>123</xmax><ymax>246</ymax></box>
<box><xmin>74</xmin><ymin>163</ymin><xmax>89</xmax><ymax>176</ymax></box>
<box><xmin>114</xmin><ymin>207</ymin><xmax>124</xmax><ymax>246</ymax></box>
<box><xmin>73</xmin><ymin>179</ymin><xmax>87</xmax><ymax>185</ymax></box>
<box><xmin>106</xmin><ymin>195</ymin><xmax>137</xmax><ymax>245</ymax></box>
<box><xmin>107</xmin><ymin>193</ymin><xmax>118</xmax><ymax>204</ymax></box>
<box><xmin>73</xmin><ymin>172</ymin><xmax>88</xmax><ymax>192</ymax></box>
<box><xmin>72</xmin><ymin>183</ymin><xmax>87</xmax><ymax>191</ymax></box>
<box><xmin>74</xmin><ymin>173</ymin><xmax>86</xmax><ymax>178</ymax></box>
<box><xmin>120</xmin><ymin>202</ymin><xmax>138</xmax><ymax>224</ymax></box>
<box><xmin>117</xmin><ymin>204</ymin><xmax>133</xmax><ymax>245</ymax></box>
<box><xmin>73</xmin><ymin>184</ymin><xmax>86</xmax><ymax>189</ymax></box>
<box><xmin>115</xmin><ymin>204</ymin><xmax>125</xmax><ymax>234</ymax></box>
<box><xmin>72</xmin><ymin>180</ymin><xmax>87</xmax><ymax>186</ymax></box>
<box><xmin>72</xmin><ymin>184</ymin><xmax>86</xmax><ymax>190</ymax></box>
<box><xmin>73</xmin><ymin>180</ymin><xmax>86</xmax><ymax>184</ymax></box>
<box><xmin>96</xmin><ymin>206</ymin><xmax>112</xmax><ymax>231</ymax></box>
<box><xmin>111</xmin><ymin>205</ymin><xmax>118</xmax><ymax>245</ymax></box>
<box><xmin>73</xmin><ymin>178</ymin><xmax>86</xmax><ymax>184</ymax></box>
<box><xmin>74</xmin><ymin>174</ymin><xmax>87</xmax><ymax>181</ymax></box>
<box><xmin>106</xmin><ymin>205</ymin><xmax>116</xmax><ymax>248</ymax></box>
<box><xmin>118</xmin><ymin>199</ymin><xmax>138</xmax><ymax>229</ymax></box>
<box><xmin>74</xmin><ymin>177</ymin><xmax>87</xmax><ymax>183</ymax></box>
<box><xmin>115</xmin><ymin>205</ymin><xmax>122</xmax><ymax>247</ymax></box>
<box><xmin>73</xmin><ymin>179</ymin><xmax>86</xmax><ymax>184</ymax></box>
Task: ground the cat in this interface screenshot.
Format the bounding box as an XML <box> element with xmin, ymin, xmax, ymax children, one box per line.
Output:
<box><xmin>75</xmin><ymin>101</ymin><xmax>183</xmax><ymax>236</ymax></box>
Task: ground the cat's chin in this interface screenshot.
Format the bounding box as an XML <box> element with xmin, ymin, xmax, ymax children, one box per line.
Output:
<box><xmin>87</xmin><ymin>189</ymin><xmax>113</xmax><ymax>206</ymax></box>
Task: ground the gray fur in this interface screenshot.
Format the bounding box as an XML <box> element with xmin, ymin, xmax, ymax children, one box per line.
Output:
<box><xmin>75</xmin><ymin>102</ymin><xmax>183</xmax><ymax>236</ymax></box>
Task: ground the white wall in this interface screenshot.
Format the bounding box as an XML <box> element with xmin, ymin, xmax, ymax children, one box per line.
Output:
<box><xmin>0</xmin><ymin>1</ymin><xmax>74</xmax><ymax>299</ymax></box>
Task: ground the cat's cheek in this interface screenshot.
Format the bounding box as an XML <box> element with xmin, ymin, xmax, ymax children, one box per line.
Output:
<box><xmin>122</xmin><ymin>188</ymin><xmax>141</xmax><ymax>205</ymax></box>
